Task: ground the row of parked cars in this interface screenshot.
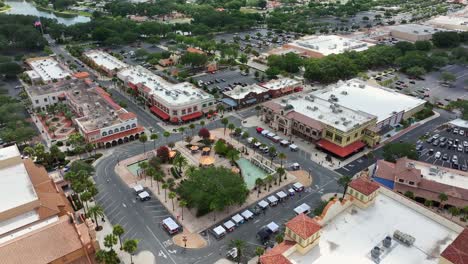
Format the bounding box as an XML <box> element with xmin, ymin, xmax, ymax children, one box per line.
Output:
<box><xmin>249</xmin><ymin>127</ymin><xmax>299</xmax><ymax>152</ymax></box>
<box><xmin>210</xmin><ymin>182</ymin><xmax>306</xmax><ymax>242</ymax></box>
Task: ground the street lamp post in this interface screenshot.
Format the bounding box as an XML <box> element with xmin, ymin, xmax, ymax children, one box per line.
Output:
<box><xmin>182</xmin><ymin>236</ymin><xmax>188</xmax><ymax>252</ymax></box>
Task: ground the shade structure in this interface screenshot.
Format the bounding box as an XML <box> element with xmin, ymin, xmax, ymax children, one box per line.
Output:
<box><xmin>231</xmin><ymin>167</ymin><xmax>240</xmax><ymax>174</ymax></box>
<box><xmin>317</xmin><ymin>139</ymin><xmax>366</xmax><ymax>158</ymax></box>
<box><xmin>181</xmin><ymin>111</ymin><xmax>203</xmax><ymax>122</ymax></box>
<box><xmin>190</xmin><ymin>145</ymin><xmax>199</xmax><ymax>151</ymax></box>
<box><xmin>150</xmin><ymin>106</ymin><xmax>169</xmax><ymax>120</ymax></box>
<box><xmin>199</xmin><ymin>156</ymin><xmax>215</xmax><ymax>166</ymax></box>
<box><xmin>169</xmin><ymin>150</ymin><xmax>177</xmax><ymax>158</ymax></box>
<box><xmin>202</xmin><ymin>147</ymin><xmax>211</xmax><ymax>152</ymax></box>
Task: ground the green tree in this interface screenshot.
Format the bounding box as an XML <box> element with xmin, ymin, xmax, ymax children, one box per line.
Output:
<box><xmin>123</xmin><ymin>239</ymin><xmax>139</xmax><ymax>264</ymax></box>
<box><xmin>229</xmin><ymin>239</ymin><xmax>246</xmax><ymax>264</ymax></box>
<box><xmin>221</xmin><ymin>117</ymin><xmax>229</xmax><ymax>135</ymax></box>
<box><xmin>278</xmin><ymin>152</ymin><xmax>286</xmax><ymax>168</ymax></box>
<box><xmin>162</xmin><ymin>183</ymin><xmax>169</xmax><ymax>202</ymax></box>
<box><xmin>163</xmin><ymin>131</ymin><xmax>171</xmax><ymax>144</ymax></box>
<box><xmin>275</xmin><ymin>234</ymin><xmax>284</xmax><ymax>244</ymax></box>
<box><xmin>153</xmin><ymin>170</ymin><xmax>164</xmax><ymax>195</ymax></box>
<box><xmin>189</xmin><ymin>123</ymin><xmax>196</xmax><ymax>136</ymax></box>
<box><xmin>255</xmin><ymin>247</ymin><xmax>265</xmax><ymax>263</ymax></box>
<box><xmin>226</xmin><ymin>149</ymin><xmax>240</xmax><ymax>163</ymax></box>
<box><xmin>169</xmin><ymin>191</ymin><xmax>177</xmax><ymax>211</ymax></box>
<box><xmin>432</xmin><ymin>31</ymin><xmax>460</xmax><ymax>48</ymax></box>
<box><xmin>438</xmin><ymin>193</ymin><xmax>448</xmax><ymax>209</ymax></box>
<box><xmin>424</xmin><ymin>200</ymin><xmax>433</xmax><ymax>207</ymax></box>
<box><xmin>404</xmin><ymin>191</ymin><xmax>414</xmax><ymax>199</ymax></box>
<box><xmin>88</xmin><ymin>205</ymin><xmax>104</xmax><ymax>231</ymax></box>
<box><xmin>440</xmin><ymin>71</ymin><xmax>456</xmax><ymax>83</ymax></box>
<box><xmin>415</xmin><ymin>40</ymin><xmax>432</xmax><ymax>51</ymax></box>
<box><xmin>139</xmin><ymin>134</ymin><xmax>148</xmax><ymax>154</ymax></box>
<box><xmin>112</xmin><ymin>224</ymin><xmax>125</xmax><ymax>250</ymax></box>
<box><xmin>181</xmin><ymin>52</ymin><xmax>208</xmax><ymax>68</ymax></box>
<box><xmin>228</xmin><ymin>123</ymin><xmax>236</xmax><ymax>134</ymax></box>
<box><xmin>255</xmin><ymin>178</ymin><xmax>264</xmax><ymax>197</ymax></box>
<box><xmin>406</xmin><ymin>66</ymin><xmax>426</xmax><ymax>77</ymax></box>
<box><xmin>382</xmin><ymin>142</ymin><xmax>418</xmax><ymax>162</ymax></box>
<box><xmin>150</xmin><ymin>133</ymin><xmax>159</xmax><ymax>149</ymax></box>
<box><xmin>179</xmin><ymin>199</ymin><xmax>188</xmax><ymax>220</ymax></box>
<box><xmin>337</xmin><ymin>175</ymin><xmax>352</xmax><ymax>199</ymax></box>
<box><xmin>173</xmin><ymin>153</ymin><xmax>188</xmax><ymax>173</ymax></box>
<box><xmin>448</xmin><ymin>207</ymin><xmax>460</xmax><ymax>219</ymax></box>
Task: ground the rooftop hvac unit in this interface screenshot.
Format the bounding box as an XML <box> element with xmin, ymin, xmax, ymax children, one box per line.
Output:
<box><xmin>341</xmin><ymin>91</ymin><xmax>348</xmax><ymax>95</ymax></box>
<box><xmin>334</xmin><ymin>121</ymin><xmax>340</xmax><ymax>124</ymax></box>
<box><xmin>341</xmin><ymin>117</ymin><xmax>346</xmax><ymax>121</ymax></box>
<box><xmin>393</xmin><ymin>230</ymin><xmax>415</xmax><ymax>246</ymax></box>
<box><xmin>313</xmin><ymin>106</ymin><xmax>318</xmax><ymax>111</ymax></box>
<box><xmin>371</xmin><ymin>246</ymin><xmax>381</xmax><ymax>260</ymax></box>
<box><xmin>318</xmin><ymin>115</ymin><xmax>323</xmax><ymax>119</ymax></box>
<box><xmin>307</xmin><ymin>106</ymin><xmax>313</xmax><ymax>110</ymax></box>
<box><xmin>358</xmin><ymin>84</ymin><xmax>365</xmax><ymax>88</ymax></box>
<box><xmin>383</xmin><ymin>236</ymin><xmax>392</xmax><ymax>248</ymax></box>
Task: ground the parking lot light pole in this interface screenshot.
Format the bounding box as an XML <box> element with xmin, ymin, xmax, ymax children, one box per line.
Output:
<box><xmin>182</xmin><ymin>236</ymin><xmax>188</xmax><ymax>252</ymax></box>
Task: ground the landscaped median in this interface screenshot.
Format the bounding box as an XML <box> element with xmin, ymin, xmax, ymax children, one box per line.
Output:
<box><xmin>114</xmin><ymin>127</ymin><xmax>297</xmax><ymax>246</ymax></box>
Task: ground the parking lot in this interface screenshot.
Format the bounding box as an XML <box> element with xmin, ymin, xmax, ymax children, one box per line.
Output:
<box><xmin>193</xmin><ymin>68</ymin><xmax>258</xmax><ymax>92</ymax></box>
<box><xmin>417</xmin><ymin>126</ymin><xmax>468</xmax><ymax>171</ymax></box>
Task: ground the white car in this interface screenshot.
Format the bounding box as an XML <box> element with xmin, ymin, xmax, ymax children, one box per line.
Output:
<box><xmin>435</xmin><ymin>151</ymin><xmax>441</xmax><ymax>159</ymax></box>
<box><xmin>460</xmin><ymin>130</ymin><xmax>465</xmax><ymax>136</ymax></box>
<box><xmin>458</xmin><ymin>145</ymin><xmax>464</xmax><ymax>152</ymax></box>
<box><xmin>452</xmin><ymin>155</ymin><xmax>458</xmax><ymax>163</ymax></box>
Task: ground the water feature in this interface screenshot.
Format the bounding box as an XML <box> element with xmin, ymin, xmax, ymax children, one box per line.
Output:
<box><xmin>236</xmin><ymin>158</ymin><xmax>270</xmax><ymax>190</ymax></box>
<box><xmin>4</xmin><ymin>0</ymin><xmax>91</xmax><ymax>26</ymax></box>
<box><xmin>127</xmin><ymin>160</ymin><xmax>148</xmax><ymax>177</ymax></box>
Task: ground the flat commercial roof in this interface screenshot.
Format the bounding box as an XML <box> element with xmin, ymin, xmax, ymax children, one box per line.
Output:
<box><xmin>26</xmin><ymin>57</ymin><xmax>71</xmax><ymax>82</ymax></box>
<box><xmin>283</xmin><ymin>94</ymin><xmax>375</xmax><ymax>132</ymax></box>
<box><xmin>415</xmin><ymin>163</ymin><xmax>468</xmax><ymax>190</ymax></box>
<box><xmin>0</xmin><ymin>161</ymin><xmax>38</xmax><ymax>214</ymax></box>
<box><xmin>429</xmin><ymin>15</ymin><xmax>468</xmax><ymax>29</ymax></box>
<box><xmin>0</xmin><ymin>145</ymin><xmax>21</xmax><ymax>161</ymax></box>
<box><xmin>224</xmin><ymin>84</ymin><xmax>267</xmax><ymax>99</ymax></box>
<box><xmin>313</xmin><ymin>79</ymin><xmax>426</xmax><ymax>123</ymax></box>
<box><xmin>83</xmin><ymin>50</ymin><xmax>128</xmax><ymax>71</ymax></box>
<box><xmin>389</xmin><ymin>23</ymin><xmax>441</xmax><ymax>35</ymax></box>
<box><xmin>289</xmin><ymin>35</ymin><xmax>375</xmax><ymax>56</ymax></box>
<box><xmin>117</xmin><ymin>66</ymin><xmax>213</xmax><ymax>106</ymax></box>
<box><xmin>260</xmin><ymin>78</ymin><xmax>300</xmax><ymax>90</ymax></box>
<box><xmin>289</xmin><ymin>193</ymin><xmax>458</xmax><ymax>264</ymax></box>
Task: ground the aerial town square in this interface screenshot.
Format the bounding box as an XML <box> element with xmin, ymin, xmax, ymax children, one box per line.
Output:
<box><xmin>1</xmin><ymin>0</ymin><xmax>468</xmax><ymax>263</ymax></box>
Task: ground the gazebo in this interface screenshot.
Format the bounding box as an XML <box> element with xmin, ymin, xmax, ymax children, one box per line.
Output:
<box><xmin>190</xmin><ymin>145</ymin><xmax>199</xmax><ymax>153</ymax></box>
<box><xmin>199</xmin><ymin>156</ymin><xmax>215</xmax><ymax>166</ymax></box>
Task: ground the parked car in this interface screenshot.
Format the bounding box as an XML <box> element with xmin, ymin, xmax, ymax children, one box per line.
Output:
<box><xmin>442</xmin><ymin>153</ymin><xmax>449</xmax><ymax>160</ymax></box>
<box><xmin>435</xmin><ymin>151</ymin><xmax>441</xmax><ymax>159</ymax></box>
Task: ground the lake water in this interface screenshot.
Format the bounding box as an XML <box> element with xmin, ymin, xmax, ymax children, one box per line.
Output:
<box><xmin>4</xmin><ymin>0</ymin><xmax>91</xmax><ymax>26</ymax></box>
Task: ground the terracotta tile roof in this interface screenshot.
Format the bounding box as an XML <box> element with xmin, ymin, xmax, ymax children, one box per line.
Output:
<box><xmin>394</xmin><ymin>158</ymin><xmax>421</xmax><ymax>183</ymax></box>
<box><xmin>348</xmin><ymin>177</ymin><xmax>380</xmax><ymax>196</ymax></box>
<box><xmin>259</xmin><ymin>241</ymin><xmax>295</xmax><ymax>264</ymax></box>
<box><xmin>441</xmin><ymin>229</ymin><xmax>468</xmax><ymax>264</ymax></box>
<box><xmin>263</xmin><ymin>101</ymin><xmax>283</xmax><ymax>113</ymax></box>
<box><xmin>286</xmin><ymin>111</ymin><xmax>323</xmax><ymax>131</ymax></box>
<box><xmin>118</xmin><ymin>112</ymin><xmax>137</xmax><ymax>121</ymax></box>
<box><xmin>73</xmin><ymin>72</ymin><xmax>90</xmax><ymax>79</ymax></box>
<box><xmin>187</xmin><ymin>47</ymin><xmax>205</xmax><ymax>54</ymax></box>
<box><xmin>0</xmin><ymin>215</ymin><xmax>92</xmax><ymax>264</ymax></box>
<box><xmin>285</xmin><ymin>213</ymin><xmax>321</xmax><ymax>240</ymax></box>
<box><xmin>375</xmin><ymin>160</ymin><xmax>396</xmax><ymax>181</ymax></box>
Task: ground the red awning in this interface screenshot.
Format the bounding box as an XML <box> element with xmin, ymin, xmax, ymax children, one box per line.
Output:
<box><xmin>317</xmin><ymin>139</ymin><xmax>366</xmax><ymax>158</ymax></box>
<box><xmin>95</xmin><ymin>127</ymin><xmax>144</xmax><ymax>143</ymax></box>
<box><xmin>181</xmin><ymin>111</ymin><xmax>203</xmax><ymax>122</ymax></box>
<box><xmin>150</xmin><ymin>106</ymin><xmax>169</xmax><ymax>120</ymax></box>
<box><xmin>171</xmin><ymin>117</ymin><xmax>179</xmax><ymax>123</ymax></box>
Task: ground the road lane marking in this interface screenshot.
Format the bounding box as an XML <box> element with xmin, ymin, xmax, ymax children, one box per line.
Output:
<box><xmin>146</xmin><ymin>225</ymin><xmax>177</xmax><ymax>264</ymax></box>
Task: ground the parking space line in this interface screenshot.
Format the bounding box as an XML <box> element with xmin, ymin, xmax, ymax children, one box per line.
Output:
<box><xmin>152</xmin><ymin>214</ymin><xmax>171</xmax><ymax>219</ymax></box>
<box><xmin>116</xmin><ymin>216</ymin><xmax>127</xmax><ymax>225</ymax></box>
<box><xmin>103</xmin><ymin>200</ymin><xmax>118</xmax><ymax>211</ymax></box>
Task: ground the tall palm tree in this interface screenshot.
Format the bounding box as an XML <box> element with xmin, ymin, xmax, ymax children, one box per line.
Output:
<box><xmin>438</xmin><ymin>193</ymin><xmax>448</xmax><ymax>209</ymax></box>
<box><xmin>88</xmin><ymin>205</ymin><xmax>104</xmax><ymax>231</ymax></box>
<box><xmin>265</xmin><ymin>174</ymin><xmax>273</xmax><ymax>191</ymax></box>
<box><xmin>138</xmin><ymin>161</ymin><xmax>149</xmax><ymax>180</ymax></box>
<box><xmin>255</xmin><ymin>178</ymin><xmax>263</xmax><ymax>197</ymax></box>
<box><xmin>269</xmin><ymin>146</ymin><xmax>276</xmax><ymax>165</ymax></box>
<box><xmin>112</xmin><ymin>224</ymin><xmax>125</xmax><ymax>250</ymax></box>
<box><xmin>123</xmin><ymin>239</ymin><xmax>139</xmax><ymax>264</ymax></box>
<box><xmin>189</xmin><ymin>123</ymin><xmax>196</xmax><ymax>136</ymax></box>
<box><xmin>229</xmin><ymin>239</ymin><xmax>246</xmax><ymax>264</ymax></box>
<box><xmin>228</xmin><ymin>123</ymin><xmax>235</xmax><ymax>135</ymax></box>
<box><xmin>221</xmin><ymin>118</ymin><xmax>229</xmax><ymax>135</ymax></box>
<box><xmin>150</xmin><ymin>133</ymin><xmax>159</xmax><ymax>149</ymax></box>
<box><xmin>251</xmin><ymin>138</ymin><xmax>258</xmax><ymax>154</ymax></box>
<box><xmin>178</xmin><ymin>126</ymin><xmax>185</xmax><ymax>135</ymax></box>
<box><xmin>146</xmin><ymin>167</ymin><xmax>156</xmax><ymax>187</ymax></box>
<box><xmin>217</xmin><ymin>104</ymin><xmax>225</xmax><ymax>114</ymax></box>
<box><xmin>255</xmin><ymin>105</ymin><xmax>262</xmax><ymax>117</ymax></box>
<box><xmin>139</xmin><ymin>134</ymin><xmax>148</xmax><ymax>154</ymax></box>
<box><xmin>173</xmin><ymin>154</ymin><xmax>188</xmax><ymax>173</ymax></box>
<box><xmin>337</xmin><ymin>175</ymin><xmax>352</xmax><ymax>199</ymax></box>
<box><xmin>169</xmin><ymin>192</ymin><xmax>177</xmax><ymax>211</ymax></box>
<box><xmin>227</xmin><ymin>149</ymin><xmax>240</xmax><ymax>163</ymax></box>
<box><xmin>179</xmin><ymin>200</ymin><xmax>188</xmax><ymax>220</ymax></box>
<box><xmin>255</xmin><ymin>247</ymin><xmax>265</xmax><ymax>264</ymax></box>
<box><xmin>276</xmin><ymin>167</ymin><xmax>286</xmax><ymax>184</ymax></box>
<box><xmin>162</xmin><ymin>183</ymin><xmax>169</xmax><ymax>202</ymax></box>
<box><xmin>278</xmin><ymin>152</ymin><xmax>286</xmax><ymax>168</ymax></box>
<box><xmin>153</xmin><ymin>170</ymin><xmax>164</xmax><ymax>194</ymax></box>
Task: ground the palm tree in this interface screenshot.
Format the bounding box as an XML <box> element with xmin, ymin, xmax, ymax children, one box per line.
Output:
<box><xmin>80</xmin><ymin>191</ymin><xmax>92</xmax><ymax>215</ymax></box>
<box><xmin>255</xmin><ymin>178</ymin><xmax>263</xmax><ymax>197</ymax></box>
<box><xmin>123</xmin><ymin>239</ymin><xmax>139</xmax><ymax>264</ymax></box>
<box><xmin>221</xmin><ymin>118</ymin><xmax>229</xmax><ymax>135</ymax></box>
<box><xmin>146</xmin><ymin>167</ymin><xmax>156</xmax><ymax>187</ymax></box>
<box><xmin>163</xmin><ymin>131</ymin><xmax>171</xmax><ymax>144</ymax></box>
<box><xmin>438</xmin><ymin>193</ymin><xmax>448</xmax><ymax>209</ymax></box>
<box><xmin>228</xmin><ymin>123</ymin><xmax>235</xmax><ymax>135</ymax></box>
<box><xmin>162</xmin><ymin>183</ymin><xmax>169</xmax><ymax>202</ymax></box>
<box><xmin>265</xmin><ymin>174</ymin><xmax>273</xmax><ymax>191</ymax></box>
<box><xmin>229</xmin><ymin>239</ymin><xmax>246</xmax><ymax>264</ymax></box>
<box><xmin>169</xmin><ymin>191</ymin><xmax>177</xmax><ymax>211</ymax></box>
<box><xmin>189</xmin><ymin>123</ymin><xmax>196</xmax><ymax>136</ymax></box>
<box><xmin>255</xmin><ymin>247</ymin><xmax>265</xmax><ymax>264</ymax></box>
<box><xmin>278</xmin><ymin>152</ymin><xmax>286</xmax><ymax>168</ymax></box>
<box><xmin>186</xmin><ymin>165</ymin><xmax>197</xmax><ymax>177</ymax></box>
<box><xmin>179</xmin><ymin>200</ymin><xmax>188</xmax><ymax>220</ymax></box>
<box><xmin>150</xmin><ymin>133</ymin><xmax>159</xmax><ymax>149</ymax></box>
<box><xmin>337</xmin><ymin>175</ymin><xmax>352</xmax><ymax>199</ymax></box>
<box><xmin>88</xmin><ymin>205</ymin><xmax>104</xmax><ymax>231</ymax></box>
<box><xmin>242</xmin><ymin>131</ymin><xmax>249</xmax><ymax>140</ymax></box>
<box><xmin>227</xmin><ymin>149</ymin><xmax>240</xmax><ymax>163</ymax></box>
<box><xmin>449</xmin><ymin>207</ymin><xmax>460</xmax><ymax>219</ymax></box>
<box><xmin>178</xmin><ymin>126</ymin><xmax>185</xmax><ymax>135</ymax></box>
<box><xmin>199</xmin><ymin>120</ymin><xmax>205</xmax><ymax>126</ymax></box>
<box><xmin>251</xmin><ymin>138</ymin><xmax>258</xmax><ymax>154</ymax></box>
<box><xmin>217</xmin><ymin>104</ymin><xmax>225</xmax><ymax>114</ymax></box>
<box><xmin>138</xmin><ymin>161</ymin><xmax>148</xmax><ymax>179</ymax></box>
<box><xmin>269</xmin><ymin>146</ymin><xmax>276</xmax><ymax>165</ymax></box>
<box><xmin>153</xmin><ymin>171</ymin><xmax>164</xmax><ymax>194</ymax></box>
<box><xmin>139</xmin><ymin>134</ymin><xmax>148</xmax><ymax>154</ymax></box>
<box><xmin>112</xmin><ymin>224</ymin><xmax>125</xmax><ymax>250</ymax></box>
<box><xmin>173</xmin><ymin>154</ymin><xmax>188</xmax><ymax>173</ymax></box>
<box><xmin>255</xmin><ymin>105</ymin><xmax>262</xmax><ymax>117</ymax></box>
<box><xmin>275</xmin><ymin>234</ymin><xmax>284</xmax><ymax>244</ymax></box>
<box><xmin>276</xmin><ymin>167</ymin><xmax>286</xmax><ymax>184</ymax></box>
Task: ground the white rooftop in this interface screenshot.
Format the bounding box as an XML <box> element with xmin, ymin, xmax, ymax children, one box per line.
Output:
<box><xmin>84</xmin><ymin>50</ymin><xmax>128</xmax><ymax>71</ymax></box>
<box><xmin>313</xmin><ymin>79</ymin><xmax>426</xmax><ymax>123</ymax></box>
<box><xmin>0</xmin><ymin>146</ymin><xmax>38</xmax><ymax>214</ymax></box>
<box><xmin>117</xmin><ymin>66</ymin><xmax>213</xmax><ymax>106</ymax></box>
<box><xmin>283</xmin><ymin>94</ymin><xmax>375</xmax><ymax>132</ymax></box>
<box><xmin>389</xmin><ymin>23</ymin><xmax>441</xmax><ymax>35</ymax></box>
<box><xmin>413</xmin><ymin>162</ymin><xmax>468</xmax><ymax>190</ymax></box>
<box><xmin>224</xmin><ymin>84</ymin><xmax>267</xmax><ymax>100</ymax></box>
<box><xmin>289</xmin><ymin>193</ymin><xmax>458</xmax><ymax>264</ymax></box>
<box><xmin>260</xmin><ymin>78</ymin><xmax>300</xmax><ymax>91</ymax></box>
<box><xmin>429</xmin><ymin>15</ymin><xmax>468</xmax><ymax>30</ymax></box>
<box><xmin>289</xmin><ymin>35</ymin><xmax>375</xmax><ymax>56</ymax></box>
<box><xmin>27</xmin><ymin>57</ymin><xmax>71</xmax><ymax>82</ymax></box>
